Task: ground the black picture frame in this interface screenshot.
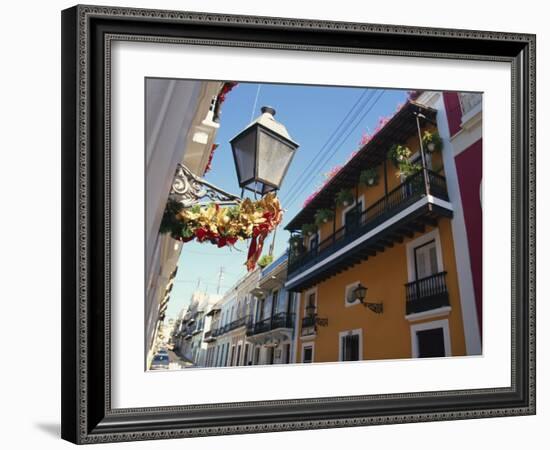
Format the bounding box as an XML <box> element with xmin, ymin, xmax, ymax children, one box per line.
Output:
<box><xmin>61</xmin><ymin>4</ymin><xmax>536</xmax><ymax>444</ymax></box>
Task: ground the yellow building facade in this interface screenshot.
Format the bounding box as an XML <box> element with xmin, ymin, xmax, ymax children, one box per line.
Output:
<box><xmin>285</xmin><ymin>100</ymin><xmax>477</xmax><ymax>363</ymax></box>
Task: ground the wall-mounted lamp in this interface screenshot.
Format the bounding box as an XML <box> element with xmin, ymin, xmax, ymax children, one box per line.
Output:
<box><xmin>350</xmin><ymin>283</ymin><xmax>383</xmax><ymax>314</ymax></box>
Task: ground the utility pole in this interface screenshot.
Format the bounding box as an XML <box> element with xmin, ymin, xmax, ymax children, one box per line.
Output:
<box><xmin>216</xmin><ymin>266</ymin><xmax>225</xmax><ymax>294</ymax></box>
<box><xmin>268</xmin><ymin>225</ymin><xmax>278</xmax><ymax>256</ymax></box>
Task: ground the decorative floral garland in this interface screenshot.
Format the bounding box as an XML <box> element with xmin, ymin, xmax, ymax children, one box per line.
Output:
<box><xmin>160</xmin><ymin>193</ymin><xmax>282</xmax><ymax>271</ymax></box>
<box><xmin>204</xmin><ymin>143</ymin><xmax>219</xmax><ymax>174</ymax></box>
<box><xmin>218</xmin><ymin>81</ymin><xmax>238</xmax><ymax>105</ymax></box>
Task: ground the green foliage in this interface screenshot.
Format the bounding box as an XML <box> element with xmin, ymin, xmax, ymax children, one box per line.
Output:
<box><xmin>301</xmin><ymin>223</ymin><xmax>318</xmax><ymax>236</ymax></box>
<box><xmin>359</xmin><ymin>167</ymin><xmax>379</xmax><ymax>186</ymax></box>
<box><xmin>258</xmin><ymin>254</ymin><xmax>274</xmax><ymax>268</ymax></box>
<box><xmin>387</xmin><ymin>144</ymin><xmax>412</xmax><ymax>167</ymax></box>
<box><xmin>397</xmin><ymin>160</ymin><xmax>422</xmax><ymax>178</ymax></box>
<box><xmin>335</xmin><ymin>188</ymin><xmax>354</xmax><ymax>206</ymax></box>
<box><xmin>314</xmin><ymin>208</ymin><xmax>335</xmax><ymax>226</ymax></box>
<box><xmin>159</xmin><ymin>199</ymin><xmax>186</xmax><ymax>238</ymax></box>
<box><xmin>422</xmin><ymin>130</ymin><xmax>443</xmax><ymax>153</ymax></box>
<box><xmin>288</xmin><ymin>234</ymin><xmax>303</xmax><ymax>249</ymax></box>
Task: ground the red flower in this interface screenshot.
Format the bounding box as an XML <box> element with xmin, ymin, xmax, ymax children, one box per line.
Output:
<box><xmin>195</xmin><ymin>228</ymin><xmax>208</xmax><ymax>242</ymax></box>
<box><xmin>226</xmin><ymin>236</ymin><xmax>238</xmax><ymax>246</ymax></box>
<box><xmin>204</xmin><ymin>143</ymin><xmax>219</xmax><ymax>174</ymax></box>
<box><xmin>217</xmin><ymin>237</ymin><xmax>227</xmax><ymax>248</ymax></box>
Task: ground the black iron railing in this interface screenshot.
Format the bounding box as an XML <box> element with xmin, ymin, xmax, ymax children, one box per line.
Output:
<box><xmin>185</xmin><ymin>322</ymin><xmax>197</xmax><ymax>335</ymax></box>
<box><xmin>405</xmin><ymin>271</ymin><xmax>450</xmax><ymax>314</ymax></box>
<box><xmin>216</xmin><ymin>315</ymin><xmax>252</xmax><ymax>335</ymax></box>
<box><xmin>288</xmin><ymin>170</ymin><xmax>448</xmax><ymax>275</ymax></box>
<box><xmin>203</xmin><ymin>330</ymin><xmax>216</xmax><ymax>342</ymax></box>
<box><xmin>300</xmin><ymin>315</ymin><xmax>317</xmax><ymax>336</ymax></box>
<box><xmin>247</xmin><ymin>312</ymin><xmax>295</xmax><ymax>336</ymax></box>
<box><xmin>427</xmin><ymin>171</ymin><xmax>449</xmax><ymax>201</ymax></box>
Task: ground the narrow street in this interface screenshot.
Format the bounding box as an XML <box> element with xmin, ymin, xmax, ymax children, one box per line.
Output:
<box><xmin>167</xmin><ymin>349</ymin><xmax>194</xmax><ymax>370</ymax></box>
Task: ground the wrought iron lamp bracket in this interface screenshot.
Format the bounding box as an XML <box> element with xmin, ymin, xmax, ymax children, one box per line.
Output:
<box><xmin>315</xmin><ymin>316</ymin><xmax>329</xmax><ymax>327</ymax></box>
<box><xmin>362</xmin><ymin>301</ymin><xmax>383</xmax><ymax>314</ymax></box>
<box><xmin>170</xmin><ymin>163</ymin><xmax>241</xmax><ymax>208</ymax></box>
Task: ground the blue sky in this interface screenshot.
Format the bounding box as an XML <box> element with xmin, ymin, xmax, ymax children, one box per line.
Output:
<box><xmin>165</xmin><ymin>82</ymin><xmax>409</xmax><ymax>319</ymax></box>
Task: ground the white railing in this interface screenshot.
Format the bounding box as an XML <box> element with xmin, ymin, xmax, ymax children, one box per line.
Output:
<box><xmin>459</xmin><ymin>92</ymin><xmax>482</xmax><ymax>115</ymax></box>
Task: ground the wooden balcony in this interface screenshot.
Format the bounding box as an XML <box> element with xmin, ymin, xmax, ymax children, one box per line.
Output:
<box><xmin>286</xmin><ymin>170</ymin><xmax>453</xmax><ymax>292</ymax></box>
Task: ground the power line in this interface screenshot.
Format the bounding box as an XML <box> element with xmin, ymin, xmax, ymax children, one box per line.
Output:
<box><xmin>250</xmin><ymin>84</ymin><xmax>261</xmax><ymax>122</ymax></box>
<box><xmin>280</xmin><ymin>89</ymin><xmax>371</xmax><ymax>205</ymax></box>
<box><xmin>173</xmin><ymin>279</ymin><xmax>232</xmax><ymax>288</ymax></box>
<box><xmin>179</xmin><ymin>247</ymin><xmax>246</xmax><ymax>257</ymax></box>
<box><xmin>286</xmin><ymin>89</ymin><xmax>386</xmax><ymax>207</ymax></box>
<box><xmin>285</xmin><ymin>89</ymin><xmax>386</xmax><ymax>208</ymax></box>
<box><xmin>282</xmin><ymin>89</ymin><xmax>377</xmax><ymax>206</ymax></box>
<box><xmin>216</xmin><ymin>266</ymin><xmax>225</xmax><ymax>294</ymax></box>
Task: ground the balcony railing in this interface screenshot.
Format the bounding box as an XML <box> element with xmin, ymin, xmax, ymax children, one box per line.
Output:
<box><xmin>203</xmin><ymin>330</ymin><xmax>216</xmax><ymax>342</ymax></box>
<box><xmin>215</xmin><ymin>315</ymin><xmax>252</xmax><ymax>336</ymax></box>
<box><xmin>405</xmin><ymin>271</ymin><xmax>450</xmax><ymax>315</ymax></box>
<box><xmin>247</xmin><ymin>312</ymin><xmax>295</xmax><ymax>336</ymax></box>
<box><xmin>300</xmin><ymin>316</ymin><xmax>317</xmax><ymax>336</ymax></box>
<box><xmin>185</xmin><ymin>323</ymin><xmax>197</xmax><ymax>335</ymax></box>
<box><xmin>288</xmin><ymin>170</ymin><xmax>448</xmax><ymax>276</ymax></box>
<box><xmin>459</xmin><ymin>92</ymin><xmax>482</xmax><ymax>115</ymax></box>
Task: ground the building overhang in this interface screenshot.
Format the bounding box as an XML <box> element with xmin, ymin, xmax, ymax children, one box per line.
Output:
<box><xmin>246</xmin><ymin>327</ymin><xmax>293</xmax><ymax>346</ymax></box>
<box><xmin>285</xmin><ymin>101</ymin><xmax>437</xmax><ymax>231</ymax></box>
<box><xmin>285</xmin><ymin>196</ymin><xmax>453</xmax><ymax>292</ymax></box>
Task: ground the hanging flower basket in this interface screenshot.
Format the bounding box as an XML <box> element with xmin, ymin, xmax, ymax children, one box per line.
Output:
<box><xmin>387</xmin><ymin>144</ymin><xmax>412</xmax><ymax>168</ymax></box>
<box><xmin>422</xmin><ymin>130</ymin><xmax>443</xmax><ymax>153</ymax></box>
<box><xmin>257</xmin><ymin>254</ymin><xmax>274</xmax><ymax>268</ymax></box>
<box><xmin>288</xmin><ymin>234</ymin><xmax>303</xmax><ymax>249</ymax></box>
<box><xmin>314</xmin><ymin>208</ymin><xmax>334</xmax><ymax>226</ymax></box>
<box><xmin>397</xmin><ymin>160</ymin><xmax>422</xmax><ymax>179</ymax></box>
<box><xmin>335</xmin><ymin>189</ymin><xmax>354</xmax><ymax>207</ymax></box>
<box><xmin>159</xmin><ymin>193</ymin><xmax>282</xmax><ymax>271</ymax></box>
<box><xmin>301</xmin><ymin>223</ymin><xmax>318</xmax><ymax>237</ymax></box>
<box><xmin>359</xmin><ymin>167</ymin><xmax>379</xmax><ymax>187</ymax></box>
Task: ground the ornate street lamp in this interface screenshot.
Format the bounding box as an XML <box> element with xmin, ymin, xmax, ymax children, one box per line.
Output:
<box><xmin>304</xmin><ymin>301</ymin><xmax>328</xmax><ymax>327</ymax></box>
<box><xmin>230</xmin><ymin>106</ymin><xmax>299</xmax><ymax>195</ymax></box>
<box><xmin>351</xmin><ymin>283</ymin><xmax>383</xmax><ymax>314</ymax></box>
<box><xmin>305</xmin><ymin>302</ymin><xmax>316</xmax><ymax>317</ymax></box>
<box><xmin>170</xmin><ymin>106</ymin><xmax>299</xmax><ymax>206</ymax></box>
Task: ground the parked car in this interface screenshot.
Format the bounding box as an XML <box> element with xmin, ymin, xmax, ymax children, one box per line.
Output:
<box><xmin>150</xmin><ymin>353</ymin><xmax>169</xmax><ymax>370</ymax></box>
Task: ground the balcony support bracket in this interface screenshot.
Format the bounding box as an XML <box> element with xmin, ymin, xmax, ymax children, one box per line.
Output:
<box><xmin>171</xmin><ymin>163</ymin><xmax>241</xmax><ymax>208</ymax></box>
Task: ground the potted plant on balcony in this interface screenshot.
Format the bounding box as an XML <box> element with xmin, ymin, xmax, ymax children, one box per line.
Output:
<box><xmin>422</xmin><ymin>130</ymin><xmax>443</xmax><ymax>153</ymax></box>
<box><xmin>314</xmin><ymin>208</ymin><xmax>334</xmax><ymax>226</ymax></box>
<box><xmin>397</xmin><ymin>159</ymin><xmax>422</xmax><ymax>178</ymax></box>
<box><xmin>301</xmin><ymin>223</ymin><xmax>317</xmax><ymax>237</ymax></box>
<box><xmin>359</xmin><ymin>167</ymin><xmax>379</xmax><ymax>187</ymax></box>
<box><xmin>398</xmin><ymin>160</ymin><xmax>424</xmax><ymax>194</ymax></box>
<box><xmin>387</xmin><ymin>144</ymin><xmax>412</xmax><ymax>167</ymax></box>
<box><xmin>257</xmin><ymin>254</ymin><xmax>274</xmax><ymax>268</ymax></box>
<box><xmin>335</xmin><ymin>188</ymin><xmax>354</xmax><ymax>207</ymax></box>
<box><xmin>288</xmin><ymin>234</ymin><xmax>303</xmax><ymax>249</ymax></box>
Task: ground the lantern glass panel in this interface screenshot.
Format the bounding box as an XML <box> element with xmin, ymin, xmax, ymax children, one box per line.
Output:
<box><xmin>232</xmin><ymin>129</ymin><xmax>257</xmax><ymax>185</ymax></box>
<box><xmin>354</xmin><ymin>284</ymin><xmax>367</xmax><ymax>301</ymax></box>
<box><xmin>257</xmin><ymin>129</ymin><xmax>296</xmax><ymax>188</ymax></box>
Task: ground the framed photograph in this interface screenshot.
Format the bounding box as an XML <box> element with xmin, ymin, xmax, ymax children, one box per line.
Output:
<box><xmin>61</xmin><ymin>5</ymin><xmax>536</xmax><ymax>444</ymax></box>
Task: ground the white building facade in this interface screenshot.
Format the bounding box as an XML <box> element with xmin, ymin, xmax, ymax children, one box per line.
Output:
<box><xmin>204</xmin><ymin>269</ymin><xmax>261</xmax><ymax>367</ymax></box>
<box><xmin>144</xmin><ymin>78</ymin><xmax>225</xmax><ymax>367</ymax></box>
<box><xmin>246</xmin><ymin>254</ymin><xmax>298</xmax><ymax>365</ymax></box>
